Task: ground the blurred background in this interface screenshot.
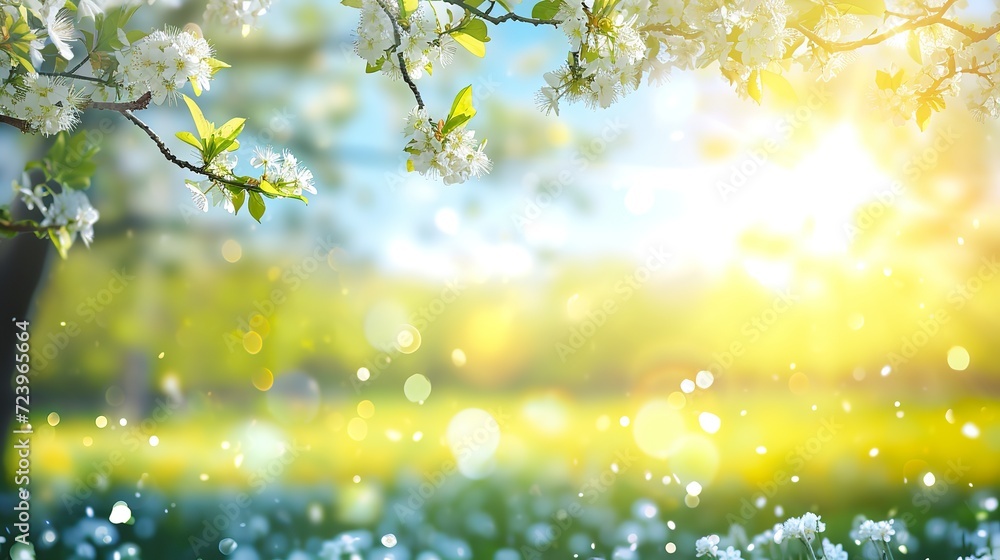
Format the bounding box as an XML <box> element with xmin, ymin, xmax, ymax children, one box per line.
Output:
<box><xmin>1</xmin><ymin>0</ymin><xmax>1000</xmax><ymax>558</ymax></box>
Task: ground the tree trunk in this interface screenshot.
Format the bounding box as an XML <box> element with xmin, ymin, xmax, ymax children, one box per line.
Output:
<box><xmin>0</xmin><ymin>199</ymin><xmax>50</xmax><ymax>491</ymax></box>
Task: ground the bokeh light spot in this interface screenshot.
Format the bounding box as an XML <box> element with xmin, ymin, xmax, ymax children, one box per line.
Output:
<box><xmin>357</xmin><ymin>400</ymin><xmax>375</xmax><ymax>419</ymax></box>
<box><xmin>632</xmin><ymin>400</ymin><xmax>686</xmax><ymax>459</ymax></box>
<box><xmin>347</xmin><ymin>418</ymin><xmax>368</xmax><ymax>441</ymax></box>
<box><xmin>403</xmin><ymin>374</ymin><xmax>432</xmax><ymax>403</ymax></box>
<box><xmin>252</xmin><ymin>368</ymin><xmax>274</xmax><ymax>391</ymax></box>
<box><xmin>243</xmin><ymin>331</ymin><xmax>263</xmax><ymax>354</ymax></box>
<box><xmin>947</xmin><ymin>346</ymin><xmax>970</xmax><ymax>371</ymax></box>
<box><xmin>221</xmin><ymin>239</ymin><xmax>242</xmax><ymax>263</ymax></box>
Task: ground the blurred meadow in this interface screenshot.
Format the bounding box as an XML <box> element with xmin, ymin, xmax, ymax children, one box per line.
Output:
<box><xmin>2</xmin><ymin>0</ymin><xmax>1000</xmax><ymax>558</ymax></box>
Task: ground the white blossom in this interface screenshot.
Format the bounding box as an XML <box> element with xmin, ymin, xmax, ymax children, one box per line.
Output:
<box><xmin>403</xmin><ymin>107</ymin><xmax>491</xmax><ymax>185</ymax></box>
<box><xmin>116</xmin><ymin>27</ymin><xmax>215</xmax><ymax>105</ymax></box>
<box><xmin>39</xmin><ymin>189</ymin><xmax>99</xmax><ymax>247</ymax></box>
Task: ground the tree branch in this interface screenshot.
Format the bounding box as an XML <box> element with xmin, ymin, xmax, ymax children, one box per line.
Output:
<box><xmin>2</xmin><ymin>90</ymin><xmax>264</xmax><ymax>204</ymax></box>
<box><xmin>794</xmin><ymin>0</ymin><xmax>986</xmax><ymax>53</ymax></box>
<box><xmin>116</xmin><ymin>109</ymin><xmax>266</xmax><ymax>194</ymax></box>
<box><xmin>67</xmin><ymin>51</ymin><xmax>91</xmax><ymax>74</ymax></box>
<box><xmin>0</xmin><ymin>115</ymin><xmax>31</xmax><ymax>133</ymax></box>
<box><xmin>374</xmin><ymin>0</ymin><xmax>426</xmax><ymax>110</ymax></box>
<box><xmin>89</xmin><ymin>91</ymin><xmax>153</xmax><ymax>112</ymax></box>
<box><xmin>0</xmin><ymin>93</ymin><xmax>153</xmax><ymax>133</ymax></box>
<box><xmin>934</xmin><ymin>18</ymin><xmax>1000</xmax><ymax>43</ymax></box>
<box><xmin>37</xmin><ymin>71</ymin><xmax>111</xmax><ymax>85</ymax></box>
<box><xmin>438</xmin><ymin>0</ymin><xmax>560</xmax><ymax>26</ymax></box>
<box><xmin>0</xmin><ymin>219</ymin><xmax>46</xmax><ymax>234</ymax></box>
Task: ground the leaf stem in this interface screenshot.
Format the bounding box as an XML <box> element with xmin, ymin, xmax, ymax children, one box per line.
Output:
<box><xmin>438</xmin><ymin>0</ymin><xmax>560</xmax><ymax>26</ymax></box>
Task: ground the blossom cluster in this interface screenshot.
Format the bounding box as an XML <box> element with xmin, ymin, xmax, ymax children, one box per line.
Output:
<box><xmin>204</xmin><ymin>0</ymin><xmax>273</xmax><ymax>35</ymax></box>
<box><xmin>15</xmin><ymin>176</ymin><xmax>100</xmax><ymax>249</ymax></box>
<box><xmin>696</xmin><ymin>534</ymin><xmax>744</xmax><ymax>559</ymax></box>
<box><xmin>403</xmin><ymin>107</ymin><xmax>491</xmax><ymax>185</ymax></box>
<box><xmin>115</xmin><ymin>27</ymin><xmax>216</xmax><ymax>105</ymax></box>
<box><xmin>777</xmin><ymin>511</ymin><xmax>826</xmax><ymax>544</ymax></box>
<box><xmin>959</xmin><ymin>37</ymin><xmax>1000</xmax><ymax>121</ymax></box>
<box><xmin>537</xmin><ymin>0</ymin><xmax>796</xmax><ymax>115</ymax></box>
<box><xmin>0</xmin><ymin>73</ymin><xmax>85</xmax><ymax>135</ymax></box>
<box><xmin>695</xmin><ymin>512</ymin><xmax>902</xmax><ymax>559</ymax></box>
<box><xmin>250</xmin><ymin>145</ymin><xmax>317</xmax><ymax>197</ymax></box>
<box><xmin>185</xmin><ymin>146</ymin><xmax>315</xmax><ymax>213</ymax></box>
<box><xmin>857</xmin><ymin>518</ymin><xmax>896</xmax><ymax>542</ymax></box>
<box><xmin>0</xmin><ymin>0</ymin><xmax>88</xmax><ymax>135</ymax></box>
<box><xmin>353</xmin><ymin>0</ymin><xmax>455</xmax><ymax>81</ymax></box>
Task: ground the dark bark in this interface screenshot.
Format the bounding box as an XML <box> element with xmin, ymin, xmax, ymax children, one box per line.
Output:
<box><xmin>0</xmin><ymin>199</ymin><xmax>50</xmax><ymax>491</ymax></box>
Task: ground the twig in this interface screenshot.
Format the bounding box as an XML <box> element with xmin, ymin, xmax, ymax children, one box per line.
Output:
<box><xmin>37</xmin><ymin>71</ymin><xmax>111</xmax><ymax>85</ymax></box>
<box><xmin>0</xmin><ymin>93</ymin><xmax>153</xmax><ymax>133</ymax></box>
<box><xmin>374</xmin><ymin>0</ymin><xmax>426</xmax><ymax>110</ymax></box>
<box><xmin>117</xmin><ymin>109</ymin><xmax>266</xmax><ymax>193</ymax></box>
<box><xmin>0</xmin><ymin>115</ymin><xmax>31</xmax><ymax>133</ymax></box>
<box><xmin>0</xmin><ymin>219</ymin><xmax>46</xmax><ymax>234</ymax></box>
<box><xmin>935</xmin><ymin>18</ymin><xmax>1000</xmax><ymax>43</ymax></box>
<box><xmin>439</xmin><ymin>0</ymin><xmax>560</xmax><ymax>26</ymax></box>
<box><xmin>89</xmin><ymin>91</ymin><xmax>152</xmax><ymax>112</ymax></box>
<box><xmin>67</xmin><ymin>51</ymin><xmax>91</xmax><ymax>74</ymax></box>
<box><xmin>1</xmin><ymin>90</ymin><xmax>263</xmax><ymax>197</ymax></box>
<box><xmin>794</xmin><ymin>0</ymin><xmax>1000</xmax><ymax>53</ymax></box>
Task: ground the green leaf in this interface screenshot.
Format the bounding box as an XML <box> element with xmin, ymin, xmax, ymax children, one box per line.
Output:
<box><xmin>218</xmin><ymin>118</ymin><xmax>246</xmax><ymax>142</ymax></box>
<box><xmin>258</xmin><ymin>179</ymin><xmax>280</xmax><ymax>196</ymax></box>
<box><xmin>182</xmin><ymin>95</ymin><xmax>213</xmax><ymax>140</ymax></box>
<box><xmin>915</xmin><ymin>104</ymin><xmax>931</xmax><ymax>131</ymax></box>
<box><xmin>231</xmin><ymin>188</ymin><xmax>246</xmax><ymax>214</ymax></box>
<box><xmin>451</xmin><ymin>31</ymin><xmax>486</xmax><ymax>57</ymax></box>
<box><xmin>760</xmin><ymin>70</ymin><xmax>798</xmax><ymax>107</ymax></box>
<box><xmin>248</xmin><ymin>191</ymin><xmax>266</xmax><ymax>223</ymax></box>
<box><xmin>906</xmin><ymin>32</ymin><xmax>922</xmax><ymax>64</ymax></box>
<box><xmin>458</xmin><ymin>18</ymin><xmax>489</xmax><ymax>41</ymax></box>
<box><xmin>399</xmin><ymin>0</ymin><xmax>419</xmax><ymax>16</ymax></box>
<box><xmin>205</xmin><ymin>57</ymin><xmax>230</xmax><ymax>78</ymax></box>
<box><xmin>125</xmin><ymin>30</ymin><xmax>147</xmax><ymax>43</ymax></box>
<box><xmin>890</xmin><ymin>68</ymin><xmax>905</xmax><ymax>90</ymax></box>
<box><xmin>48</xmin><ymin>228</ymin><xmax>69</xmax><ymax>259</ymax></box>
<box><xmin>443</xmin><ymin>85</ymin><xmax>476</xmax><ymax>134</ymax></box>
<box><xmin>450</xmin><ymin>19</ymin><xmax>489</xmax><ymax>58</ymax></box>
<box><xmin>747</xmin><ymin>70</ymin><xmax>762</xmax><ymax>104</ymax></box>
<box><xmin>175</xmin><ymin>131</ymin><xmax>203</xmax><ymax>150</ymax></box>
<box><xmin>875</xmin><ymin>70</ymin><xmax>892</xmax><ymax>90</ymax></box>
<box><xmin>93</xmin><ymin>4</ymin><xmax>140</xmax><ymax>51</ymax></box>
<box><xmin>37</xmin><ymin>131</ymin><xmax>100</xmax><ymax>190</ymax></box>
<box><xmin>341</xmin><ymin>0</ymin><xmax>363</xmax><ymax>7</ymax></box>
